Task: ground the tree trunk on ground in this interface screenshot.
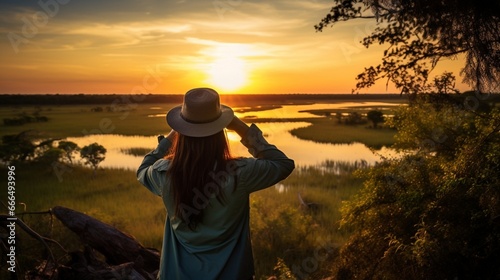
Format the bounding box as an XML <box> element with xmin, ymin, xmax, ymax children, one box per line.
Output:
<box><xmin>51</xmin><ymin>206</ymin><xmax>160</xmax><ymax>278</ymax></box>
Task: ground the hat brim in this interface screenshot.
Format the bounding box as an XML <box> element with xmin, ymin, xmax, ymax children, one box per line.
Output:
<box><xmin>166</xmin><ymin>104</ymin><xmax>234</xmax><ymax>137</ymax></box>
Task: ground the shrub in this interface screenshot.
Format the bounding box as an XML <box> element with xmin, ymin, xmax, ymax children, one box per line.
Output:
<box><xmin>331</xmin><ymin>97</ymin><xmax>500</xmax><ymax>279</ymax></box>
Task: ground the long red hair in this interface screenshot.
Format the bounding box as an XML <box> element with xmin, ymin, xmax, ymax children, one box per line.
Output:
<box><xmin>166</xmin><ymin>130</ymin><xmax>234</xmax><ymax>229</ymax></box>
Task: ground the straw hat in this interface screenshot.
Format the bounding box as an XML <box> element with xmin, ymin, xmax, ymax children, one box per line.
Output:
<box><xmin>166</xmin><ymin>88</ymin><xmax>234</xmax><ymax>137</ymax></box>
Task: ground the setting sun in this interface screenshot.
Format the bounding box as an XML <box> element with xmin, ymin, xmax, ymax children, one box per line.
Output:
<box><xmin>0</xmin><ymin>1</ymin><xmax>468</xmax><ymax>94</ymax></box>
<box><xmin>208</xmin><ymin>56</ymin><xmax>247</xmax><ymax>91</ymax></box>
<box><xmin>200</xmin><ymin>43</ymin><xmax>252</xmax><ymax>92</ymax></box>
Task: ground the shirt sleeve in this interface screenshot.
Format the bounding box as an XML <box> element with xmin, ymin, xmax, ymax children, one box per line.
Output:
<box><xmin>137</xmin><ymin>124</ymin><xmax>295</xmax><ymax>196</ymax></box>
<box><xmin>238</xmin><ymin>124</ymin><xmax>295</xmax><ymax>193</ymax></box>
<box><xmin>137</xmin><ymin>137</ymin><xmax>171</xmax><ymax>196</ymax></box>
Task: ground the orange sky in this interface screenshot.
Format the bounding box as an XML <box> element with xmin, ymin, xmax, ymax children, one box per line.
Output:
<box><xmin>0</xmin><ymin>0</ymin><xmax>469</xmax><ymax>94</ymax></box>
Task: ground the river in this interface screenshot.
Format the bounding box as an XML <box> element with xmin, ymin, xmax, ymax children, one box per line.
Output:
<box><xmin>66</xmin><ymin>102</ymin><xmax>400</xmax><ymax>169</ymax></box>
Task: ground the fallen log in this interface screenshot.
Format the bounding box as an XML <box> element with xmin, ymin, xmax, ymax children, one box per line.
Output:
<box><xmin>51</xmin><ymin>206</ymin><xmax>160</xmax><ymax>277</ymax></box>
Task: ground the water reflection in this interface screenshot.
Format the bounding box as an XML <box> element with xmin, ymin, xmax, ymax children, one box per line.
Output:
<box><xmin>65</xmin><ymin>103</ymin><xmax>399</xmax><ymax>169</ymax></box>
<box><xmin>240</xmin><ymin>102</ymin><xmax>400</xmax><ymax>118</ymax></box>
<box><xmin>66</xmin><ymin>135</ymin><xmax>159</xmax><ymax>170</ymax></box>
<box><xmin>147</xmin><ymin>114</ymin><xmax>165</xmax><ymax>117</ymax></box>
<box><xmin>66</xmin><ymin>122</ymin><xmax>392</xmax><ymax>170</ymax></box>
<box><xmin>228</xmin><ymin>122</ymin><xmax>390</xmax><ymax>166</ymax></box>
<box><xmin>147</xmin><ymin>103</ymin><xmax>401</xmax><ymax>119</ymax></box>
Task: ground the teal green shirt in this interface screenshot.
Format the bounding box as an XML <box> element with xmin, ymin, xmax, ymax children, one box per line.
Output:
<box><xmin>137</xmin><ymin>124</ymin><xmax>294</xmax><ymax>280</ymax></box>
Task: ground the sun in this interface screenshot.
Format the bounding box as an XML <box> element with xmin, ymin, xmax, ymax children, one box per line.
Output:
<box><xmin>208</xmin><ymin>56</ymin><xmax>247</xmax><ymax>91</ymax></box>
<box><xmin>202</xmin><ymin>43</ymin><xmax>251</xmax><ymax>92</ymax></box>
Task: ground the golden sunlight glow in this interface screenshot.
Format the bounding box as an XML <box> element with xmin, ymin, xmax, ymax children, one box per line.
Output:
<box><xmin>205</xmin><ymin>44</ymin><xmax>249</xmax><ymax>92</ymax></box>
<box><xmin>208</xmin><ymin>57</ymin><xmax>246</xmax><ymax>91</ymax></box>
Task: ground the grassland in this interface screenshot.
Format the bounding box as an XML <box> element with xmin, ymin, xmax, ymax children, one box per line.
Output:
<box><xmin>0</xmin><ymin>96</ymin><xmax>400</xmax><ymax>279</ymax></box>
<box><xmin>0</xmin><ymin>104</ymin><xmax>177</xmax><ymax>138</ymax></box>
<box><xmin>1</xmin><ymin>161</ymin><xmax>364</xmax><ymax>279</ymax></box>
<box><xmin>0</xmin><ymin>92</ymin><xmax>405</xmax><ymax>150</ymax></box>
<box><xmin>6</xmin><ymin>164</ymin><xmax>165</xmax><ymax>247</ymax></box>
<box><xmin>0</xmin><ymin>102</ymin><xmax>399</xmax><ymax>148</ymax></box>
<box><xmin>290</xmin><ymin>118</ymin><xmax>396</xmax><ymax>148</ymax></box>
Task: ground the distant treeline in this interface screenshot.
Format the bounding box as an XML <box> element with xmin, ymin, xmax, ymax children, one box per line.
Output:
<box><xmin>1</xmin><ymin>92</ymin><xmax>498</xmax><ymax>106</ymax></box>
<box><xmin>0</xmin><ymin>93</ymin><xmax>408</xmax><ymax>106</ymax></box>
<box><xmin>0</xmin><ymin>94</ymin><xmax>182</xmax><ymax>106</ymax></box>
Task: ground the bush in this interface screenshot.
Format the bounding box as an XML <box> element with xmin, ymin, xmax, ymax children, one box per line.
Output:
<box><xmin>366</xmin><ymin>110</ymin><xmax>384</xmax><ymax>128</ymax></box>
<box><xmin>332</xmin><ymin>97</ymin><xmax>500</xmax><ymax>279</ymax></box>
<box><xmin>344</xmin><ymin>112</ymin><xmax>366</xmax><ymax>125</ymax></box>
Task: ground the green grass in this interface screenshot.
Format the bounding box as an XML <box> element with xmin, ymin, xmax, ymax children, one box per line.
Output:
<box><xmin>0</xmin><ymin>101</ymin><xmax>387</xmax><ymax>279</ymax></box>
<box><xmin>4</xmin><ymin>163</ymin><xmax>165</xmax><ymax>248</ymax></box>
<box><xmin>290</xmin><ymin>118</ymin><xmax>397</xmax><ymax>148</ymax></box>
<box><xmin>0</xmin><ymin>103</ymin><xmax>177</xmax><ymax>138</ymax></box>
<box><xmin>300</xmin><ymin>106</ymin><xmax>399</xmax><ymax>117</ymax></box>
<box><xmin>0</xmin><ymin>161</ymin><xmax>364</xmax><ymax>279</ymax></box>
<box><xmin>1</xmin><ymin>104</ymin><xmax>398</xmax><ymax>150</ymax></box>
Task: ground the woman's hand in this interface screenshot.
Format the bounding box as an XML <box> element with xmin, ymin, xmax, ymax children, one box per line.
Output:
<box><xmin>226</xmin><ymin>116</ymin><xmax>249</xmax><ymax>138</ymax></box>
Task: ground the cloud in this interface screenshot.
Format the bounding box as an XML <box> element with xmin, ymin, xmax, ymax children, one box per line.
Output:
<box><xmin>3</xmin><ymin>0</ymin><xmax>454</xmax><ymax>94</ymax></box>
<box><xmin>0</xmin><ymin>0</ymin><xmax>335</xmax><ymax>52</ymax></box>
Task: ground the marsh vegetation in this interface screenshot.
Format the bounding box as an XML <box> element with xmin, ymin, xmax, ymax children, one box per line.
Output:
<box><xmin>2</xmin><ymin>92</ymin><xmax>499</xmax><ymax>279</ymax></box>
<box><xmin>0</xmin><ymin>95</ymin><xmax>399</xmax><ymax>279</ymax></box>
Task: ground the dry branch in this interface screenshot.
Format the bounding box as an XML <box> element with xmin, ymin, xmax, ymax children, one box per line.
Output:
<box><xmin>51</xmin><ymin>206</ymin><xmax>160</xmax><ymax>278</ymax></box>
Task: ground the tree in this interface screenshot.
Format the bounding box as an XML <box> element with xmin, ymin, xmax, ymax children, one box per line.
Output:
<box><xmin>330</xmin><ymin>97</ymin><xmax>500</xmax><ymax>279</ymax></box>
<box><xmin>335</xmin><ymin>112</ymin><xmax>343</xmax><ymax>124</ymax></box>
<box><xmin>366</xmin><ymin>110</ymin><xmax>384</xmax><ymax>128</ymax></box>
<box><xmin>344</xmin><ymin>112</ymin><xmax>365</xmax><ymax>125</ymax></box>
<box><xmin>36</xmin><ymin>147</ymin><xmax>64</xmax><ymax>165</ymax></box>
<box><xmin>80</xmin><ymin>143</ymin><xmax>107</xmax><ymax>177</ymax></box>
<box><xmin>57</xmin><ymin>141</ymin><xmax>79</xmax><ymax>164</ymax></box>
<box><xmin>0</xmin><ymin>132</ymin><xmax>70</xmax><ymax>167</ymax></box>
<box><xmin>0</xmin><ymin>131</ymin><xmax>37</xmax><ymax>164</ymax></box>
<box><xmin>316</xmin><ymin>0</ymin><xmax>500</xmax><ymax>96</ymax></box>
<box><xmin>316</xmin><ymin>2</ymin><xmax>500</xmax><ymax>278</ymax></box>
<box><xmin>429</xmin><ymin>71</ymin><xmax>460</xmax><ymax>95</ymax></box>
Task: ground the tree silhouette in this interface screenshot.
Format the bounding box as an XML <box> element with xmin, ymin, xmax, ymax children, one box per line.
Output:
<box><xmin>80</xmin><ymin>143</ymin><xmax>107</xmax><ymax>177</ymax></box>
<box><xmin>37</xmin><ymin>147</ymin><xmax>64</xmax><ymax>165</ymax></box>
<box><xmin>428</xmin><ymin>71</ymin><xmax>460</xmax><ymax>95</ymax></box>
<box><xmin>366</xmin><ymin>110</ymin><xmax>384</xmax><ymax>128</ymax></box>
<box><xmin>316</xmin><ymin>0</ymin><xmax>500</xmax><ymax>96</ymax></box>
<box><xmin>316</xmin><ymin>2</ymin><xmax>500</xmax><ymax>279</ymax></box>
<box><xmin>57</xmin><ymin>141</ymin><xmax>79</xmax><ymax>164</ymax></box>
<box><xmin>0</xmin><ymin>131</ymin><xmax>37</xmax><ymax>164</ymax></box>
